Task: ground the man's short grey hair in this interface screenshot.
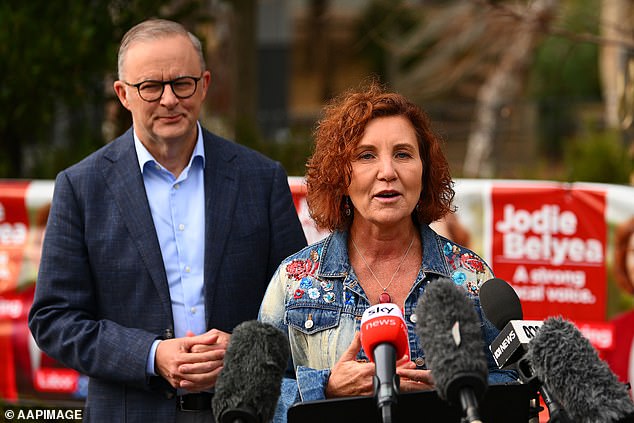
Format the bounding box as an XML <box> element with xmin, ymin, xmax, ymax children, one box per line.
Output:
<box><xmin>117</xmin><ymin>18</ymin><xmax>206</xmax><ymax>80</ymax></box>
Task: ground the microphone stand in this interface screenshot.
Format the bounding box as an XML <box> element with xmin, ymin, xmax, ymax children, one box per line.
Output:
<box><xmin>458</xmin><ymin>388</ymin><xmax>483</xmax><ymax>423</ymax></box>
<box><xmin>527</xmin><ymin>390</ymin><xmax>544</xmax><ymax>423</ymax></box>
<box><xmin>373</xmin><ymin>344</ymin><xmax>399</xmax><ymax>423</ymax></box>
<box><xmin>516</xmin><ymin>358</ymin><xmax>572</xmax><ymax>423</ymax></box>
<box><xmin>373</xmin><ymin>375</ymin><xmax>396</xmax><ymax>423</ymax></box>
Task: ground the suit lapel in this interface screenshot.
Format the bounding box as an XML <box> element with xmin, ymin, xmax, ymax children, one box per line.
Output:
<box><xmin>101</xmin><ymin>131</ymin><xmax>173</xmax><ymax>321</ymax></box>
<box><xmin>201</xmin><ymin>131</ymin><xmax>239</xmax><ymax>327</ymax></box>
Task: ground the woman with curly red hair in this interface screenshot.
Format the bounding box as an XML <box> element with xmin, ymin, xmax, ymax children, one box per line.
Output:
<box><xmin>259</xmin><ymin>82</ymin><xmax>516</xmax><ymax>421</ymax></box>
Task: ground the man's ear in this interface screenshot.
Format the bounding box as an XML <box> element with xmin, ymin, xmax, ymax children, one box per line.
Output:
<box><xmin>199</xmin><ymin>70</ymin><xmax>212</xmax><ymax>101</ymax></box>
<box><xmin>113</xmin><ymin>81</ymin><xmax>132</xmax><ymax>111</ymax></box>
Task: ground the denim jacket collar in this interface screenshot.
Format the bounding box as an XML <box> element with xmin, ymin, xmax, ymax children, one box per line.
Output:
<box><xmin>316</xmin><ymin>224</ymin><xmax>452</xmax><ymax>282</ymax></box>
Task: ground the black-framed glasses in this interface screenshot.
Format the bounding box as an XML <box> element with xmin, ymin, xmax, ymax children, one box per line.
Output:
<box><xmin>123</xmin><ymin>75</ymin><xmax>202</xmax><ymax>102</ymax></box>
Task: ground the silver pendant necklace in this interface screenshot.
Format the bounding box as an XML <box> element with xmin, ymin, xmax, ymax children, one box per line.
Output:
<box><xmin>351</xmin><ymin>235</ymin><xmax>414</xmax><ymax>303</ymax></box>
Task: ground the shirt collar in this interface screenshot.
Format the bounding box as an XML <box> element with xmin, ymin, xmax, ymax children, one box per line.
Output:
<box><xmin>133</xmin><ymin>121</ymin><xmax>206</xmax><ymax>173</ymax></box>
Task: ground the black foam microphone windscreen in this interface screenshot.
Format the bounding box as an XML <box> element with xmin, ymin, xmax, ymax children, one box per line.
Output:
<box><xmin>526</xmin><ymin>316</ymin><xmax>634</xmax><ymax>423</ymax></box>
<box><xmin>212</xmin><ymin>320</ymin><xmax>290</xmax><ymax>423</ymax></box>
<box><xmin>415</xmin><ymin>278</ymin><xmax>488</xmax><ymax>421</ymax></box>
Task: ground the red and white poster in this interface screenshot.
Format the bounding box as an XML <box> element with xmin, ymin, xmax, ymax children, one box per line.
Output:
<box><xmin>0</xmin><ymin>181</ymin><xmax>30</xmax><ymax>294</ymax></box>
<box><xmin>0</xmin><ymin>181</ymin><xmax>30</xmax><ymax>402</ymax></box>
<box><xmin>490</xmin><ymin>184</ymin><xmax>607</xmax><ymax>322</ymax></box>
<box><xmin>0</xmin><ymin>180</ymin><xmax>83</xmax><ymax>405</ymax></box>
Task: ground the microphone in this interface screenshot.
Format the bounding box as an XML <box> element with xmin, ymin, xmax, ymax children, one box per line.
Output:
<box><xmin>212</xmin><ymin>320</ymin><xmax>290</xmax><ymax>423</ymax></box>
<box><xmin>479</xmin><ymin>278</ymin><xmax>543</xmax><ymax>369</ymax></box>
<box><xmin>415</xmin><ymin>278</ymin><xmax>488</xmax><ymax>423</ymax></box>
<box><xmin>479</xmin><ymin>277</ymin><xmax>570</xmax><ymax>422</ymax></box>
<box><xmin>526</xmin><ymin>316</ymin><xmax>634</xmax><ymax>423</ymax></box>
<box><xmin>360</xmin><ymin>303</ymin><xmax>410</xmax><ymax>423</ymax></box>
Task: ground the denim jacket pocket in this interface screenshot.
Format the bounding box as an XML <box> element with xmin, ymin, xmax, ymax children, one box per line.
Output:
<box><xmin>285</xmin><ymin>304</ymin><xmax>341</xmax><ymax>335</ymax></box>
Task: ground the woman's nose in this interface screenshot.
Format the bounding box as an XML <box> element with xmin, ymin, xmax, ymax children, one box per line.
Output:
<box><xmin>377</xmin><ymin>157</ymin><xmax>397</xmax><ymax>181</ymax></box>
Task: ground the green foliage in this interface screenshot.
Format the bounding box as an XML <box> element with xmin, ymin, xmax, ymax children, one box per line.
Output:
<box><xmin>265</xmin><ymin>129</ymin><xmax>314</xmax><ymax>177</ymax></box>
<box><xmin>235</xmin><ymin>118</ymin><xmax>313</xmax><ymax>177</ymax></box>
<box><xmin>528</xmin><ymin>0</ymin><xmax>602</xmax><ymax>161</ymax></box>
<box><xmin>356</xmin><ymin>0</ymin><xmax>420</xmax><ymax>77</ymax></box>
<box><xmin>531</xmin><ymin>0</ymin><xmax>601</xmax><ymax>98</ymax></box>
<box><xmin>563</xmin><ymin>128</ymin><xmax>633</xmax><ymax>183</ymax></box>
<box><xmin>0</xmin><ymin>2</ymin><xmax>106</xmax><ymax>177</ymax></box>
<box><xmin>0</xmin><ymin>0</ymin><xmax>204</xmax><ymax>178</ymax></box>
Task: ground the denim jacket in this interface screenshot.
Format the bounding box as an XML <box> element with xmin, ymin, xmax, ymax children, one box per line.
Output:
<box><xmin>259</xmin><ymin>225</ymin><xmax>518</xmax><ymax>421</ymax></box>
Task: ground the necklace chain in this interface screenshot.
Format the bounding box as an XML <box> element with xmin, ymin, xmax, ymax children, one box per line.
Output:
<box><xmin>351</xmin><ymin>235</ymin><xmax>414</xmax><ymax>294</ymax></box>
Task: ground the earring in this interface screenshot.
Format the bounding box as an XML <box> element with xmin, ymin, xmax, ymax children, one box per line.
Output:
<box><xmin>415</xmin><ymin>199</ymin><xmax>422</xmax><ymax>212</ymax></box>
<box><xmin>344</xmin><ymin>197</ymin><xmax>352</xmax><ymax>217</ymax></box>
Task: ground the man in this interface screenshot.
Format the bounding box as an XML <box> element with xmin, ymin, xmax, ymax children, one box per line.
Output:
<box><xmin>28</xmin><ymin>19</ymin><xmax>307</xmax><ymax>422</ymax></box>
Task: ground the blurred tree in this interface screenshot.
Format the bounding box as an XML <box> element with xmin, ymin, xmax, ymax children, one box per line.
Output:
<box><xmin>355</xmin><ymin>0</ymin><xmax>418</xmax><ymax>85</ymax></box>
<box><xmin>564</xmin><ymin>128</ymin><xmax>632</xmax><ymax>183</ymax></box>
<box><xmin>463</xmin><ymin>0</ymin><xmax>559</xmax><ymax>178</ymax></box>
<box><xmin>305</xmin><ymin>0</ymin><xmax>333</xmax><ymax>102</ymax></box>
<box><xmin>599</xmin><ymin>0</ymin><xmax>634</xmax><ymax>184</ymax></box>
<box><xmin>355</xmin><ymin>0</ymin><xmax>633</xmax><ymax>182</ymax></box>
<box><xmin>0</xmin><ymin>0</ymin><xmax>204</xmax><ymax>179</ymax></box>
<box><xmin>355</xmin><ymin>1</ymin><xmax>560</xmax><ymax>177</ymax></box>
<box><xmin>230</xmin><ymin>0</ymin><xmax>258</xmax><ymax>146</ymax></box>
<box><xmin>529</xmin><ymin>0</ymin><xmax>601</xmax><ymax>162</ymax></box>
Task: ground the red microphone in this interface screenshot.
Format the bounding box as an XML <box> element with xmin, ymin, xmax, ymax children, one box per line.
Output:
<box><xmin>360</xmin><ymin>304</ymin><xmax>410</xmax><ymax>423</ymax></box>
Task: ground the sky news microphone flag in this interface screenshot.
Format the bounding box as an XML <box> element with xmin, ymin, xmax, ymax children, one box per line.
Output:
<box><xmin>360</xmin><ymin>303</ymin><xmax>410</xmax><ymax>423</ymax></box>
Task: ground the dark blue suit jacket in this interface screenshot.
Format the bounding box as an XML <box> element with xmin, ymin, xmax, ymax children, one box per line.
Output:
<box><xmin>28</xmin><ymin>127</ymin><xmax>307</xmax><ymax>422</ymax></box>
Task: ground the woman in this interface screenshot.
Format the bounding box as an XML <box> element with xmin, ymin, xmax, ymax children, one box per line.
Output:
<box><xmin>604</xmin><ymin>217</ymin><xmax>634</xmax><ymax>398</ymax></box>
<box><xmin>259</xmin><ymin>82</ymin><xmax>516</xmax><ymax>414</ymax></box>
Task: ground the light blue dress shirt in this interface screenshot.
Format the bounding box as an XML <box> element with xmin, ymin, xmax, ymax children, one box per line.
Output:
<box><xmin>133</xmin><ymin>123</ymin><xmax>206</xmax><ymax>375</ymax></box>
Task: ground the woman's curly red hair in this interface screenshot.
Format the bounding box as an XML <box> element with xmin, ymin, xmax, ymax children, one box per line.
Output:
<box><xmin>306</xmin><ymin>81</ymin><xmax>454</xmax><ymax>231</ymax></box>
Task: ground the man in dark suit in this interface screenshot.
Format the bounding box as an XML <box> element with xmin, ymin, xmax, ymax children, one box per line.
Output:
<box><xmin>28</xmin><ymin>19</ymin><xmax>307</xmax><ymax>422</ymax></box>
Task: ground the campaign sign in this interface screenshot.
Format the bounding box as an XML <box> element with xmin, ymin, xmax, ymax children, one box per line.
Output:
<box><xmin>491</xmin><ymin>185</ymin><xmax>607</xmax><ymax>322</ymax></box>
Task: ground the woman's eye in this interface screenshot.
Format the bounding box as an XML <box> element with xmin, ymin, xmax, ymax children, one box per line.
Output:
<box><xmin>395</xmin><ymin>151</ymin><xmax>412</xmax><ymax>159</ymax></box>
